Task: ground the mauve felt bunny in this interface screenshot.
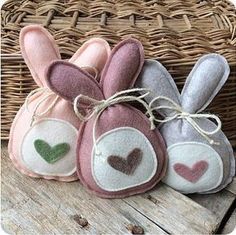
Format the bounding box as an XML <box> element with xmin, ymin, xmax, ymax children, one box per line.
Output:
<box><xmin>8</xmin><ymin>25</ymin><xmax>110</xmax><ymax>181</ymax></box>
<box><xmin>46</xmin><ymin>38</ymin><xmax>167</xmax><ymax>198</ymax></box>
<box><xmin>136</xmin><ymin>54</ymin><xmax>235</xmax><ymax>194</ymax></box>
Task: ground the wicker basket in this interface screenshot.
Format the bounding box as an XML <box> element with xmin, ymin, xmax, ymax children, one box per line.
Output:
<box><xmin>1</xmin><ymin>0</ymin><xmax>236</xmax><ymax>146</ymax></box>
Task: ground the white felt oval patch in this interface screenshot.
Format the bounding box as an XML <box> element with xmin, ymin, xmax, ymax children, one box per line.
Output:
<box><xmin>162</xmin><ymin>142</ymin><xmax>223</xmax><ymax>193</ymax></box>
<box><xmin>21</xmin><ymin>118</ymin><xmax>78</xmax><ymax>176</ymax></box>
<box><xmin>91</xmin><ymin>127</ymin><xmax>158</xmax><ymax>192</ymax></box>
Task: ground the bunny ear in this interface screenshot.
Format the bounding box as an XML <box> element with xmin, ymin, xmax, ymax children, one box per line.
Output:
<box><xmin>181</xmin><ymin>54</ymin><xmax>230</xmax><ymax>113</ymax></box>
<box><xmin>69</xmin><ymin>38</ymin><xmax>111</xmax><ymax>78</ymax></box>
<box><xmin>100</xmin><ymin>38</ymin><xmax>144</xmax><ymax>98</ymax></box>
<box><xmin>20</xmin><ymin>25</ymin><xmax>61</xmax><ymax>87</ymax></box>
<box><xmin>46</xmin><ymin>61</ymin><xmax>103</xmax><ymax>102</ymax></box>
<box><xmin>136</xmin><ymin>59</ymin><xmax>181</xmax><ymax>117</ymax></box>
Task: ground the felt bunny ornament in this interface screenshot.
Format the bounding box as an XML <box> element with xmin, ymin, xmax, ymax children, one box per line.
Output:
<box><xmin>46</xmin><ymin>38</ymin><xmax>167</xmax><ymax>198</ymax></box>
<box><xmin>8</xmin><ymin>25</ymin><xmax>110</xmax><ymax>181</ymax></box>
<box><xmin>136</xmin><ymin>54</ymin><xmax>235</xmax><ymax>194</ymax></box>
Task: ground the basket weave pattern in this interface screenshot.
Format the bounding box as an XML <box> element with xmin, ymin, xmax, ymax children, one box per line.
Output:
<box><xmin>1</xmin><ymin>0</ymin><xmax>236</xmax><ymax>146</ymax></box>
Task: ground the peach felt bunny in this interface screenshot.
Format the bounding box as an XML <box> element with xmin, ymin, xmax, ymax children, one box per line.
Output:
<box><xmin>46</xmin><ymin>38</ymin><xmax>167</xmax><ymax>197</ymax></box>
<box><xmin>8</xmin><ymin>25</ymin><xmax>110</xmax><ymax>181</ymax></box>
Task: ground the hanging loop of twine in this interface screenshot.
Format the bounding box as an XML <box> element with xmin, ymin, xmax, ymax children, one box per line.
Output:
<box><xmin>24</xmin><ymin>66</ymin><xmax>98</xmax><ymax>127</ymax></box>
<box><xmin>25</xmin><ymin>87</ymin><xmax>59</xmax><ymax>126</ymax></box>
<box><xmin>73</xmin><ymin>88</ymin><xmax>156</xmax><ymax>155</ymax></box>
<box><xmin>148</xmin><ymin>96</ymin><xmax>222</xmax><ymax>145</ymax></box>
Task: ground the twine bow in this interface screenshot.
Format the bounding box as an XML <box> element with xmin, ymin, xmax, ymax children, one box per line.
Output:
<box><xmin>25</xmin><ymin>87</ymin><xmax>59</xmax><ymax>126</ymax></box>
<box><xmin>73</xmin><ymin>88</ymin><xmax>156</xmax><ymax>155</ymax></box>
<box><xmin>74</xmin><ymin>90</ymin><xmax>221</xmax><ymax>153</ymax></box>
<box><xmin>148</xmin><ymin>96</ymin><xmax>221</xmax><ymax>145</ymax></box>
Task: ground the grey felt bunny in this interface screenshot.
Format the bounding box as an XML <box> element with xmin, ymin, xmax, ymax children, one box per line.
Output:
<box><xmin>136</xmin><ymin>54</ymin><xmax>235</xmax><ymax>194</ymax></box>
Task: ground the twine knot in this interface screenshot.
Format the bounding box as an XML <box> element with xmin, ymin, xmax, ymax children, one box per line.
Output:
<box><xmin>148</xmin><ymin>96</ymin><xmax>221</xmax><ymax>145</ymax></box>
<box><xmin>179</xmin><ymin>112</ymin><xmax>189</xmax><ymax>118</ymax></box>
<box><xmin>73</xmin><ymin>88</ymin><xmax>156</xmax><ymax>155</ymax></box>
<box><xmin>25</xmin><ymin>87</ymin><xmax>59</xmax><ymax>126</ymax></box>
<box><xmin>73</xmin><ymin>90</ymin><xmax>222</xmax><ymax>155</ymax></box>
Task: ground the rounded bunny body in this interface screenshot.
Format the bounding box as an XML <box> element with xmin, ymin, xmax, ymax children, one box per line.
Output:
<box><xmin>77</xmin><ymin>104</ymin><xmax>167</xmax><ymax>197</ymax></box>
<box><xmin>9</xmin><ymin>94</ymin><xmax>80</xmax><ymax>180</ymax></box>
<box><xmin>8</xmin><ymin>25</ymin><xmax>110</xmax><ymax>181</ymax></box>
<box><xmin>47</xmin><ymin>38</ymin><xmax>167</xmax><ymax>197</ymax></box>
<box><xmin>160</xmin><ymin>118</ymin><xmax>234</xmax><ymax>193</ymax></box>
<box><xmin>136</xmin><ymin>55</ymin><xmax>235</xmax><ymax>194</ymax></box>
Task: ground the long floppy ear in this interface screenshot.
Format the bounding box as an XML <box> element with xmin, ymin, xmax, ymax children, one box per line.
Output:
<box><xmin>136</xmin><ymin>59</ymin><xmax>181</xmax><ymax>117</ymax></box>
<box><xmin>69</xmin><ymin>38</ymin><xmax>111</xmax><ymax>78</ymax></box>
<box><xmin>100</xmin><ymin>38</ymin><xmax>144</xmax><ymax>98</ymax></box>
<box><xmin>20</xmin><ymin>25</ymin><xmax>61</xmax><ymax>87</ymax></box>
<box><xmin>46</xmin><ymin>61</ymin><xmax>103</xmax><ymax>102</ymax></box>
<box><xmin>181</xmin><ymin>54</ymin><xmax>230</xmax><ymax>113</ymax></box>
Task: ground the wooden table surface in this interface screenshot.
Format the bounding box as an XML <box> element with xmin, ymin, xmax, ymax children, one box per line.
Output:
<box><xmin>1</xmin><ymin>140</ymin><xmax>236</xmax><ymax>234</ymax></box>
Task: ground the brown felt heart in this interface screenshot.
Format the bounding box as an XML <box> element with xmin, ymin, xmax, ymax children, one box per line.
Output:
<box><xmin>107</xmin><ymin>148</ymin><xmax>143</xmax><ymax>175</ymax></box>
<box><xmin>174</xmin><ymin>160</ymin><xmax>209</xmax><ymax>183</ymax></box>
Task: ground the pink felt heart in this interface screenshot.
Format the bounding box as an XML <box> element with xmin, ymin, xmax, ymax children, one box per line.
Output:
<box><xmin>174</xmin><ymin>161</ymin><xmax>208</xmax><ymax>183</ymax></box>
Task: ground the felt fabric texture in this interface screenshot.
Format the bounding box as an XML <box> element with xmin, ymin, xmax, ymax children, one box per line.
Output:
<box><xmin>47</xmin><ymin>61</ymin><xmax>104</xmax><ymax>102</ymax></box>
<box><xmin>77</xmin><ymin>105</ymin><xmax>167</xmax><ymax>198</ymax></box>
<box><xmin>20</xmin><ymin>25</ymin><xmax>61</xmax><ymax>87</ymax></box>
<box><xmin>181</xmin><ymin>54</ymin><xmax>230</xmax><ymax>113</ymax></box>
<box><xmin>136</xmin><ymin>59</ymin><xmax>180</xmax><ymax>117</ymax></box>
<box><xmin>9</xmin><ymin>91</ymin><xmax>79</xmax><ymax>181</ymax></box>
<box><xmin>34</xmin><ymin>139</ymin><xmax>70</xmax><ymax>164</ymax></box>
<box><xmin>161</xmin><ymin>118</ymin><xmax>235</xmax><ymax>193</ymax></box>
<box><xmin>100</xmin><ymin>40</ymin><xmax>144</xmax><ymax>99</ymax></box>
<box><xmin>174</xmin><ymin>161</ymin><xmax>209</xmax><ymax>183</ymax></box>
<box><xmin>47</xmin><ymin>38</ymin><xmax>167</xmax><ymax>198</ymax></box>
<box><xmin>108</xmin><ymin>148</ymin><xmax>143</xmax><ymax>175</ymax></box>
<box><xmin>8</xmin><ymin>25</ymin><xmax>111</xmax><ymax>181</ymax></box>
<box><xmin>92</xmin><ymin>127</ymin><xmax>157</xmax><ymax>191</ymax></box>
<box><xmin>162</xmin><ymin>142</ymin><xmax>223</xmax><ymax>193</ymax></box>
<box><xmin>69</xmin><ymin>38</ymin><xmax>111</xmax><ymax>73</ymax></box>
<box><xmin>136</xmin><ymin>56</ymin><xmax>235</xmax><ymax>194</ymax></box>
<box><xmin>22</xmin><ymin>119</ymin><xmax>77</xmax><ymax>176</ymax></box>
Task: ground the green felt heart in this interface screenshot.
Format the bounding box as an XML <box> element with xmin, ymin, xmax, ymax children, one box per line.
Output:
<box><xmin>34</xmin><ymin>139</ymin><xmax>70</xmax><ymax>164</ymax></box>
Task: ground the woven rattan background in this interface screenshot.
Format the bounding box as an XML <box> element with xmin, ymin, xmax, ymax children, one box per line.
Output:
<box><xmin>1</xmin><ymin>0</ymin><xmax>236</xmax><ymax>146</ymax></box>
